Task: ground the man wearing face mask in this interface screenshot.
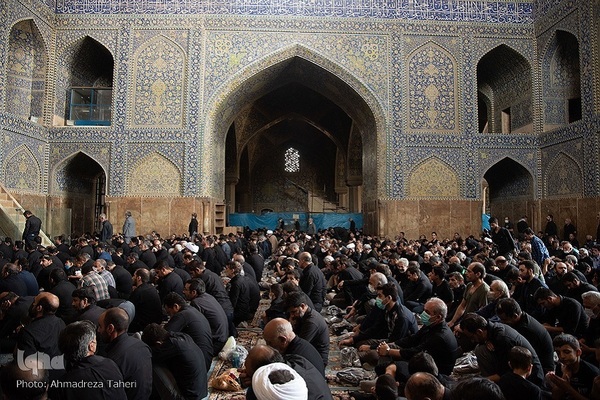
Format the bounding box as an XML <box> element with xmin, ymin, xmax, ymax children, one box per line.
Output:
<box><xmin>342</xmin><ymin>284</ymin><xmax>417</xmax><ymax>354</ymax></box>
<box><xmin>364</xmin><ymin>297</ymin><xmax>458</xmax><ymax>379</ymax></box>
<box><xmin>581</xmin><ymin>291</ymin><xmax>600</xmax><ymax>360</ymax></box>
<box><xmin>476</xmin><ymin>279</ymin><xmax>510</xmax><ymax>321</ymax></box>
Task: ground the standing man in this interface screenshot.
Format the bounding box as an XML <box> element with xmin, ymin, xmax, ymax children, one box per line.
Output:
<box><xmin>122</xmin><ymin>210</ymin><xmax>136</xmax><ymax>244</ymax></box>
<box><xmin>524</xmin><ymin>228</ymin><xmax>550</xmax><ymax>268</ymax></box>
<box><xmin>98</xmin><ymin>213</ymin><xmax>113</xmax><ymax>244</ymax></box>
<box><xmin>188</xmin><ymin>212</ymin><xmax>198</xmax><ymax>238</ymax></box>
<box><xmin>544</xmin><ymin>214</ymin><xmax>558</xmax><ymax>244</ymax></box>
<box><xmin>22</xmin><ymin>210</ymin><xmax>41</xmax><ymax>250</ymax></box>
<box><xmin>489</xmin><ymin>217</ymin><xmax>517</xmax><ymax>260</ymax></box>
<box><xmin>563</xmin><ymin>218</ymin><xmax>577</xmax><ymax>242</ymax></box>
<box><xmin>516</xmin><ymin>216</ymin><xmax>529</xmax><ymax>240</ymax></box>
<box><xmin>298</xmin><ymin>252</ymin><xmax>326</xmax><ymax>312</ymax></box>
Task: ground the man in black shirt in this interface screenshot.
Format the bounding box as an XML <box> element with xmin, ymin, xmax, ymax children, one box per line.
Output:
<box><xmin>107</xmin><ymin>260</ymin><xmax>133</xmax><ymax>299</ymax></box>
<box><xmin>0</xmin><ymin>291</ymin><xmax>33</xmax><ymax>352</ymax></box>
<box><xmin>155</xmin><ymin>262</ymin><xmax>184</xmax><ymax>301</ymax></box>
<box><xmin>143</xmin><ymin>323</ymin><xmax>207</xmax><ymax>400</ymax></box>
<box><xmin>184</xmin><ymin>278</ymin><xmax>228</xmax><ymax>352</ymax></box>
<box><xmin>98</xmin><ymin>308</ymin><xmax>152</xmax><ymax>400</ymax></box>
<box><xmin>496</xmin><ymin>298</ymin><xmax>555</xmax><ymax>373</ymax></box>
<box><xmin>225</xmin><ymin>260</ymin><xmax>253</xmax><ymax>325</ymax></box>
<box><xmin>298</xmin><ymin>252</ymin><xmax>326</xmax><ymax>312</ymax></box>
<box><xmin>163</xmin><ymin>293</ymin><xmax>213</xmax><ymax>371</ymax></box>
<box><xmin>128</xmin><ymin>268</ymin><xmax>163</xmax><ymax>333</ymax></box>
<box><xmin>22</xmin><ymin>210</ymin><xmax>41</xmax><ymax>250</ymax></box>
<box><xmin>57</xmin><ymin>320</ymin><xmax>126</xmax><ymax>399</ymax></box>
<box><xmin>285</xmin><ymin>291</ymin><xmax>329</xmax><ymax>367</ymax></box>
<box><xmin>263</xmin><ymin>318</ymin><xmax>325</xmax><ymax>375</ymax></box>
<box><xmin>16</xmin><ymin>292</ymin><xmax>65</xmax><ymax>360</ymax></box>
<box><xmin>188</xmin><ymin>260</ymin><xmax>236</xmax><ymax>336</ymax></box>
<box><xmin>48</xmin><ymin>268</ymin><xmax>78</xmax><ymax>323</ymax></box>
<box><xmin>534</xmin><ymin>287</ymin><xmax>589</xmax><ymax>338</ymax></box>
<box><xmin>489</xmin><ymin>217</ymin><xmax>517</xmax><ymax>260</ymax></box>
<box><xmin>71</xmin><ymin>287</ymin><xmax>105</xmax><ymax>327</ymax></box>
<box><xmin>460</xmin><ymin>313</ymin><xmax>545</xmax><ymax>386</ymax></box>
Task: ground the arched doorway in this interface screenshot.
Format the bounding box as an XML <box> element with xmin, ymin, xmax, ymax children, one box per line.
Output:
<box><xmin>50</xmin><ymin>152</ymin><xmax>106</xmax><ymax>237</ymax></box>
<box><xmin>207</xmin><ymin>48</ymin><xmax>384</xmax><ymax>231</ymax></box>
<box><xmin>483</xmin><ymin>157</ymin><xmax>535</xmax><ymax>228</ymax></box>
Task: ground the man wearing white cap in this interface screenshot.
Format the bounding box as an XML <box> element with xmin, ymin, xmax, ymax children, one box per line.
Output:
<box><xmin>240</xmin><ymin>345</ymin><xmax>332</xmax><ymax>400</ymax></box>
<box><xmin>252</xmin><ymin>363</ymin><xmax>308</xmax><ymax>400</ymax></box>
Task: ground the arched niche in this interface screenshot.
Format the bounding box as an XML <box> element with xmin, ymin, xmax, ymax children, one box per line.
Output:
<box><xmin>477</xmin><ymin>45</ymin><xmax>532</xmax><ymax>133</ymax></box>
<box><xmin>542</xmin><ymin>30</ymin><xmax>581</xmax><ymax>130</ymax></box>
<box><xmin>5</xmin><ymin>19</ymin><xmax>47</xmax><ymax>123</ymax></box>
<box><xmin>57</xmin><ymin>36</ymin><xmax>114</xmax><ymax>126</ymax></box>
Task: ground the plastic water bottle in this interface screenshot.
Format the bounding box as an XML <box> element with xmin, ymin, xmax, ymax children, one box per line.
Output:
<box><xmin>232</xmin><ymin>349</ymin><xmax>240</xmax><ymax>368</ymax></box>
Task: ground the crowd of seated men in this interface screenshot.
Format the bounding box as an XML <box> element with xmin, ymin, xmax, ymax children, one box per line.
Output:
<box><xmin>0</xmin><ymin>214</ymin><xmax>600</xmax><ymax>400</ymax></box>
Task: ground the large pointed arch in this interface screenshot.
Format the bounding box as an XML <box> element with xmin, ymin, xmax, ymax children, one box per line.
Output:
<box><xmin>202</xmin><ymin>43</ymin><xmax>386</xmax><ymax>205</ymax></box>
<box><xmin>49</xmin><ymin>151</ymin><xmax>107</xmax><ymax>235</ymax></box>
<box><xmin>54</xmin><ymin>35</ymin><xmax>115</xmax><ymax>126</ymax></box>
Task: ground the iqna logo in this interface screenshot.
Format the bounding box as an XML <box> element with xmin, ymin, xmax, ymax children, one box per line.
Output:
<box><xmin>16</xmin><ymin>350</ymin><xmax>64</xmax><ymax>376</ymax></box>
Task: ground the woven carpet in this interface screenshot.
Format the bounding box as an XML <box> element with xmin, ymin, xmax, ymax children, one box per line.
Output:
<box><xmin>207</xmin><ymin>299</ymin><xmax>358</xmax><ymax>399</ymax></box>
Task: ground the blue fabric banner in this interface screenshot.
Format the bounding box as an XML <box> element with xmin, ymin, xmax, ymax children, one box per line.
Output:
<box><xmin>229</xmin><ymin>212</ymin><xmax>363</xmax><ymax>231</ymax></box>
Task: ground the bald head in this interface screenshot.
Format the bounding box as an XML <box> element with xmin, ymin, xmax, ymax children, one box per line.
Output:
<box><xmin>32</xmin><ymin>292</ymin><xmax>59</xmax><ymax>317</ymax></box>
<box><xmin>405</xmin><ymin>372</ymin><xmax>444</xmax><ymax>400</ymax></box>
<box><xmin>263</xmin><ymin>318</ymin><xmax>295</xmax><ymax>353</ymax></box>
<box><xmin>241</xmin><ymin>345</ymin><xmax>284</xmax><ymax>388</ymax></box>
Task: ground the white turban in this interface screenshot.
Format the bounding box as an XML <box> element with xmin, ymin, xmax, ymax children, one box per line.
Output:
<box><xmin>252</xmin><ymin>363</ymin><xmax>308</xmax><ymax>400</ymax></box>
<box><xmin>185</xmin><ymin>242</ymin><xmax>199</xmax><ymax>253</ymax></box>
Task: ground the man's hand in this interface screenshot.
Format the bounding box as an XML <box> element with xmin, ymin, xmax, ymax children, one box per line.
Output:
<box><xmin>377</xmin><ymin>342</ymin><xmax>390</xmax><ymax>357</ymax></box>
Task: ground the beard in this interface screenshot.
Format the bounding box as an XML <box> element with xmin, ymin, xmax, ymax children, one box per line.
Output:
<box><xmin>28</xmin><ymin>303</ymin><xmax>38</xmax><ymax>319</ymax></box>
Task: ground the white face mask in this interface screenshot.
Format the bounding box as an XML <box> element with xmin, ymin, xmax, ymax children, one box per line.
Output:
<box><xmin>585</xmin><ymin>308</ymin><xmax>596</xmax><ymax>319</ymax></box>
<box><xmin>367</xmin><ymin>284</ymin><xmax>376</xmax><ymax>294</ymax></box>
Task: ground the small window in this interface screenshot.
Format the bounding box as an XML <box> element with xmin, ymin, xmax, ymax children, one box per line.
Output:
<box><xmin>284</xmin><ymin>147</ymin><xmax>300</xmax><ymax>173</ymax></box>
<box><xmin>68</xmin><ymin>87</ymin><xmax>112</xmax><ymax>126</ymax></box>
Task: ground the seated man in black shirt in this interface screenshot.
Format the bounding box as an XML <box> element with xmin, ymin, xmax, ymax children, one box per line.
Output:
<box><xmin>143</xmin><ymin>323</ymin><xmax>207</xmax><ymax>400</ymax></box>
<box><xmin>285</xmin><ymin>291</ymin><xmax>330</xmax><ymax>367</ymax></box>
<box><xmin>534</xmin><ymin>287</ymin><xmax>589</xmax><ymax>338</ymax></box>
<box><xmin>98</xmin><ymin>308</ymin><xmax>153</xmax><ymax>400</ymax></box>
<box><xmin>163</xmin><ymin>292</ymin><xmax>214</xmax><ymax>371</ymax></box>
<box><xmin>263</xmin><ymin>318</ymin><xmax>325</xmax><ymax>376</ymax></box>
<box><xmin>57</xmin><ymin>320</ymin><xmax>126</xmax><ymax>399</ymax></box>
